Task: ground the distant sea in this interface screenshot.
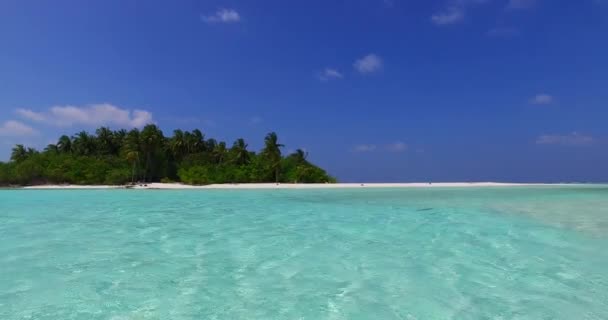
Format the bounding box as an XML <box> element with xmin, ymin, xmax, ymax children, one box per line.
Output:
<box><xmin>1</xmin><ymin>186</ymin><xmax>607</xmax><ymax>319</ymax></box>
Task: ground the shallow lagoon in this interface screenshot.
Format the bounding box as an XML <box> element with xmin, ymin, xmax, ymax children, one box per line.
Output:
<box><xmin>1</xmin><ymin>186</ymin><xmax>607</xmax><ymax>319</ymax></box>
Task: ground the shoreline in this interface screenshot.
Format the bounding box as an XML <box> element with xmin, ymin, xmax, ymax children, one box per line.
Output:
<box><xmin>18</xmin><ymin>182</ymin><xmax>589</xmax><ymax>190</ymax></box>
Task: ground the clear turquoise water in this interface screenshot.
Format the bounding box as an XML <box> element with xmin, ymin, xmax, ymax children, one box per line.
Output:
<box><xmin>1</xmin><ymin>186</ymin><xmax>608</xmax><ymax>319</ymax></box>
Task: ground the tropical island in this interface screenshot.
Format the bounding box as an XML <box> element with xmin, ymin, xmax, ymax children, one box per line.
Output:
<box><xmin>0</xmin><ymin>124</ymin><xmax>336</xmax><ymax>186</ymax></box>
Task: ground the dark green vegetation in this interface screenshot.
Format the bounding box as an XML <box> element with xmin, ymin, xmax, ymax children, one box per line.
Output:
<box><xmin>0</xmin><ymin>125</ymin><xmax>336</xmax><ymax>186</ymax></box>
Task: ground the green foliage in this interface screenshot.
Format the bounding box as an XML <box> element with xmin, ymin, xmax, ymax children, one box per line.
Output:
<box><xmin>0</xmin><ymin>125</ymin><xmax>336</xmax><ymax>186</ymax></box>
<box><xmin>261</xmin><ymin>132</ymin><xmax>284</xmax><ymax>183</ymax></box>
<box><xmin>178</xmin><ymin>166</ymin><xmax>212</xmax><ymax>185</ymax></box>
<box><xmin>105</xmin><ymin>167</ymin><xmax>132</xmax><ymax>185</ymax></box>
<box><xmin>160</xmin><ymin>177</ymin><xmax>175</xmax><ymax>183</ymax></box>
<box><xmin>10</xmin><ymin>156</ymin><xmax>46</xmax><ymax>185</ymax></box>
<box><xmin>281</xmin><ymin>150</ymin><xmax>336</xmax><ymax>183</ymax></box>
<box><xmin>0</xmin><ymin>162</ymin><xmax>13</xmax><ymax>186</ymax></box>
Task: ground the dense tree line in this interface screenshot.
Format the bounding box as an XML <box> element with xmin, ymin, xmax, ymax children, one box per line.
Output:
<box><xmin>0</xmin><ymin>125</ymin><xmax>336</xmax><ymax>186</ymax></box>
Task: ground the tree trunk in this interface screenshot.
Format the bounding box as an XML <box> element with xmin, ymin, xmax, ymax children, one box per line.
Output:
<box><xmin>143</xmin><ymin>153</ymin><xmax>150</xmax><ymax>183</ymax></box>
<box><xmin>275</xmin><ymin>166</ymin><xmax>279</xmax><ymax>183</ymax></box>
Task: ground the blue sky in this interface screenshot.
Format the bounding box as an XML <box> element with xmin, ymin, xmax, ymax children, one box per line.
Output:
<box><xmin>1</xmin><ymin>0</ymin><xmax>607</xmax><ymax>182</ymax></box>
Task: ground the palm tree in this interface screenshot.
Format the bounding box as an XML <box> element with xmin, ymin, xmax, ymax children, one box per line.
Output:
<box><xmin>45</xmin><ymin>144</ymin><xmax>59</xmax><ymax>154</ymax></box>
<box><xmin>169</xmin><ymin>129</ymin><xmax>186</xmax><ymax>161</ymax></box>
<box><xmin>213</xmin><ymin>142</ymin><xmax>228</xmax><ymax>164</ymax></box>
<box><xmin>96</xmin><ymin>127</ymin><xmax>115</xmax><ymax>156</ymax></box>
<box><xmin>205</xmin><ymin>138</ymin><xmax>217</xmax><ymax>154</ymax></box>
<box><xmin>126</xmin><ymin>150</ymin><xmax>140</xmax><ymax>184</ymax></box>
<box><xmin>113</xmin><ymin>129</ymin><xmax>127</xmax><ymax>150</ymax></box>
<box><xmin>140</xmin><ymin>124</ymin><xmax>164</xmax><ymax>182</ymax></box>
<box><xmin>286</xmin><ymin>149</ymin><xmax>309</xmax><ymax>183</ymax></box>
<box><xmin>72</xmin><ymin>131</ymin><xmax>95</xmax><ymax>156</ymax></box>
<box><xmin>123</xmin><ymin>128</ymin><xmax>141</xmax><ymax>182</ymax></box>
<box><xmin>56</xmin><ymin>135</ymin><xmax>72</xmax><ymax>154</ymax></box>
<box><xmin>183</xmin><ymin>131</ymin><xmax>193</xmax><ymax>154</ymax></box>
<box><xmin>294</xmin><ymin>165</ymin><xmax>311</xmax><ymax>183</ymax></box>
<box><xmin>10</xmin><ymin>144</ymin><xmax>27</xmax><ymax>162</ymax></box>
<box><xmin>191</xmin><ymin>129</ymin><xmax>205</xmax><ymax>153</ymax></box>
<box><xmin>26</xmin><ymin>148</ymin><xmax>38</xmax><ymax>157</ymax></box>
<box><xmin>294</xmin><ymin>149</ymin><xmax>308</xmax><ymax>163</ymax></box>
<box><xmin>231</xmin><ymin>138</ymin><xmax>250</xmax><ymax>165</ymax></box>
<box><xmin>1</xmin><ymin>126</ymin><xmax>335</xmax><ymax>185</ymax></box>
<box><xmin>261</xmin><ymin>132</ymin><xmax>284</xmax><ymax>183</ymax></box>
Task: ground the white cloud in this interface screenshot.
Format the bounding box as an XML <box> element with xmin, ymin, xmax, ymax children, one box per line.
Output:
<box><xmin>487</xmin><ymin>27</ymin><xmax>520</xmax><ymax>37</ymax></box>
<box><xmin>15</xmin><ymin>108</ymin><xmax>46</xmax><ymax>122</ymax></box>
<box><xmin>536</xmin><ymin>132</ymin><xmax>594</xmax><ymax>146</ymax></box>
<box><xmin>319</xmin><ymin>68</ymin><xmax>343</xmax><ymax>81</ymax></box>
<box><xmin>202</xmin><ymin>9</ymin><xmax>241</xmax><ymax>24</ymax></box>
<box><xmin>354</xmin><ymin>54</ymin><xmax>383</xmax><ymax>74</ymax></box>
<box><xmin>507</xmin><ymin>0</ymin><xmax>537</xmax><ymax>9</ymax></box>
<box><xmin>432</xmin><ymin>0</ymin><xmax>492</xmax><ymax>26</ymax></box>
<box><xmin>431</xmin><ymin>7</ymin><xmax>465</xmax><ymax>25</ymax></box>
<box><xmin>0</xmin><ymin>120</ymin><xmax>38</xmax><ymax>137</ymax></box>
<box><xmin>15</xmin><ymin>104</ymin><xmax>153</xmax><ymax>128</ymax></box>
<box><xmin>387</xmin><ymin>141</ymin><xmax>408</xmax><ymax>152</ymax></box>
<box><xmin>353</xmin><ymin>144</ymin><xmax>377</xmax><ymax>152</ymax></box>
<box><xmin>353</xmin><ymin>142</ymin><xmax>409</xmax><ymax>153</ymax></box>
<box><xmin>530</xmin><ymin>94</ymin><xmax>554</xmax><ymax>105</ymax></box>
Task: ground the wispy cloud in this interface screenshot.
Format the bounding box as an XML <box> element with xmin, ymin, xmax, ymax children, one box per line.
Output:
<box><xmin>530</xmin><ymin>94</ymin><xmax>554</xmax><ymax>105</ymax></box>
<box><xmin>507</xmin><ymin>0</ymin><xmax>537</xmax><ymax>10</ymax></box>
<box><xmin>431</xmin><ymin>0</ymin><xmax>491</xmax><ymax>26</ymax></box>
<box><xmin>353</xmin><ymin>144</ymin><xmax>377</xmax><ymax>152</ymax></box>
<box><xmin>387</xmin><ymin>141</ymin><xmax>408</xmax><ymax>152</ymax></box>
<box><xmin>536</xmin><ymin>132</ymin><xmax>594</xmax><ymax>146</ymax></box>
<box><xmin>431</xmin><ymin>6</ymin><xmax>465</xmax><ymax>25</ymax></box>
<box><xmin>15</xmin><ymin>104</ymin><xmax>153</xmax><ymax>128</ymax></box>
<box><xmin>353</xmin><ymin>141</ymin><xmax>409</xmax><ymax>153</ymax></box>
<box><xmin>0</xmin><ymin>120</ymin><xmax>38</xmax><ymax>137</ymax></box>
<box><xmin>319</xmin><ymin>68</ymin><xmax>343</xmax><ymax>81</ymax></box>
<box><xmin>487</xmin><ymin>27</ymin><xmax>520</xmax><ymax>37</ymax></box>
<box><xmin>202</xmin><ymin>8</ymin><xmax>241</xmax><ymax>24</ymax></box>
<box><xmin>15</xmin><ymin>109</ymin><xmax>46</xmax><ymax>122</ymax></box>
<box><xmin>354</xmin><ymin>54</ymin><xmax>383</xmax><ymax>74</ymax></box>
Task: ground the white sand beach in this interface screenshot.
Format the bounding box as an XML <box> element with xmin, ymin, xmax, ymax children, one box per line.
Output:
<box><xmin>22</xmin><ymin>182</ymin><xmax>573</xmax><ymax>190</ymax></box>
<box><xmin>22</xmin><ymin>185</ymin><xmax>121</xmax><ymax>189</ymax></box>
